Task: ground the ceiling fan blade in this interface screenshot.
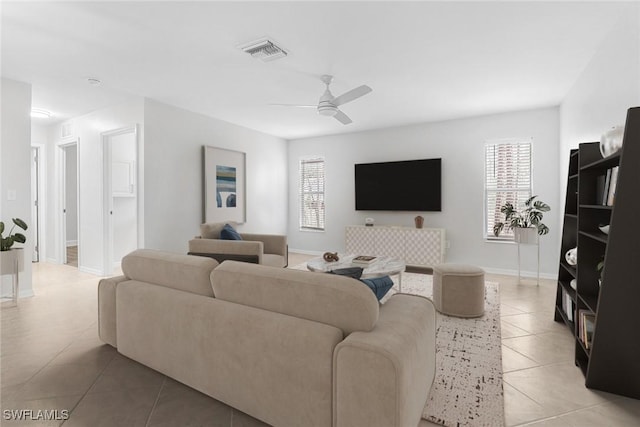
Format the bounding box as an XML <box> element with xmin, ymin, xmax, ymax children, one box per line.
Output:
<box><xmin>269</xmin><ymin>103</ymin><xmax>316</xmax><ymax>108</ymax></box>
<box><xmin>332</xmin><ymin>85</ymin><xmax>372</xmax><ymax>106</ymax></box>
<box><xmin>334</xmin><ymin>110</ymin><xmax>352</xmax><ymax>125</ymax></box>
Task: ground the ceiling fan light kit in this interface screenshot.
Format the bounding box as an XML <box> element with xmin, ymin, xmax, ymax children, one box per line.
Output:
<box><xmin>273</xmin><ymin>74</ymin><xmax>372</xmax><ymax>125</ymax></box>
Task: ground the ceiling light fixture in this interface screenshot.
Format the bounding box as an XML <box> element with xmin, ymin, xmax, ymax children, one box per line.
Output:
<box><xmin>87</xmin><ymin>78</ymin><xmax>102</xmax><ymax>86</ymax></box>
<box><xmin>239</xmin><ymin>37</ymin><xmax>288</xmax><ymax>62</ymax></box>
<box><xmin>30</xmin><ymin>109</ymin><xmax>52</xmax><ymax>119</ymax></box>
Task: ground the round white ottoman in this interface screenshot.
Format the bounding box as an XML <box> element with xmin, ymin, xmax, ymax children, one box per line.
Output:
<box><xmin>433</xmin><ymin>264</ymin><xmax>485</xmax><ymax>318</ymax></box>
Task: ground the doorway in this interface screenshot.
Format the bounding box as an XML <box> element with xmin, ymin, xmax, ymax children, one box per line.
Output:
<box><xmin>58</xmin><ymin>141</ymin><xmax>79</xmax><ymax>267</ymax></box>
<box><xmin>102</xmin><ymin>126</ymin><xmax>139</xmax><ymax>275</ymax></box>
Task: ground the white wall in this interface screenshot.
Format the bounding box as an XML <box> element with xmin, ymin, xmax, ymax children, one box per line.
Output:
<box><xmin>1</xmin><ymin>78</ymin><xmax>33</xmax><ymax>297</ymax></box>
<box><xmin>111</xmin><ymin>130</ymin><xmax>138</xmax><ymax>265</ymax></box>
<box><xmin>559</xmin><ymin>6</ymin><xmax>640</xmax><ymax>211</ymax></box>
<box><xmin>46</xmin><ymin>99</ymin><xmax>145</xmax><ymax>275</ymax></box>
<box><xmin>288</xmin><ymin>107</ymin><xmax>560</xmax><ymax>277</ymax></box>
<box><xmin>142</xmin><ymin>99</ymin><xmax>288</xmax><ymax>254</ymax></box>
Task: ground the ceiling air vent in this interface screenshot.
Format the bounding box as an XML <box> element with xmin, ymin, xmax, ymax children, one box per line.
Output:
<box><xmin>239</xmin><ymin>38</ymin><xmax>288</xmax><ymax>62</ymax></box>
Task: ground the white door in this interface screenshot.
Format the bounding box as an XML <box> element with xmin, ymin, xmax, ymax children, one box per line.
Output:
<box><xmin>103</xmin><ymin>126</ymin><xmax>138</xmax><ymax>274</ymax></box>
<box><xmin>31</xmin><ymin>147</ymin><xmax>40</xmax><ymax>262</ymax></box>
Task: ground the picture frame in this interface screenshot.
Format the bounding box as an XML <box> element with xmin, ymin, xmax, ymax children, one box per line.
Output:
<box><xmin>203</xmin><ymin>146</ymin><xmax>246</xmax><ymax>223</ymax></box>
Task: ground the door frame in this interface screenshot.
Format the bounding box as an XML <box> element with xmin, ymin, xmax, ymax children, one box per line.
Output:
<box><xmin>31</xmin><ymin>144</ymin><xmax>46</xmax><ymax>263</ymax></box>
<box><xmin>57</xmin><ymin>139</ymin><xmax>80</xmax><ymax>266</ymax></box>
<box><xmin>102</xmin><ymin>125</ymin><xmax>139</xmax><ymax>275</ymax></box>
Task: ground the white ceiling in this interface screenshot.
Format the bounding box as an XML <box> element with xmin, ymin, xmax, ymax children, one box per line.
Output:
<box><xmin>1</xmin><ymin>1</ymin><xmax>632</xmax><ymax>140</ymax></box>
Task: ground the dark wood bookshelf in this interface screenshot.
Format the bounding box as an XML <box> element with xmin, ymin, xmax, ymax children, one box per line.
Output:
<box><xmin>555</xmin><ymin>107</ymin><xmax>640</xmax><ymax>400</ymax></box>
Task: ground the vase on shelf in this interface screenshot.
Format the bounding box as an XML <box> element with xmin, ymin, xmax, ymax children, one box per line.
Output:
<box><xmin>599</xmin><ymin>125</ymin><xmax>624</xmax><ymax>158</ymax></box>
<box><xmin>414</xmin><ymin>215</ymin><xmax>424</xmax><ymax>229</ymax></box>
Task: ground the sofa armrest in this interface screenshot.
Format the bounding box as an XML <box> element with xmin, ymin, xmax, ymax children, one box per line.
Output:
<box><xmin>98</xmin><ymin>275</ymin><xmax>128</xmax><ymax>348</ymax></box>
<box><xmin>333</xmin><ymin>294</ymin><xmax>436</xmax><ymax>427</ymax></box>
<box><xmin>240</xmin><ymin>233</ymin><xmax>287</xmax><ymax>257</ymax></box>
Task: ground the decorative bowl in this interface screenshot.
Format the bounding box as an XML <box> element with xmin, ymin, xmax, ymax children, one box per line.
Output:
<box><xmin>598</xmin><ymin>224</ymin><xmax>610</xmax><ymax>235</ymax></box>
<box><xmin>599</xmin><ymin>125</ymin><xmax>624</xmax><ymax>158</ymax></box>
<box><xmin>565</xmin><ymin>247</ymin><xmax>578</xmax><ymax>266</ymax></box>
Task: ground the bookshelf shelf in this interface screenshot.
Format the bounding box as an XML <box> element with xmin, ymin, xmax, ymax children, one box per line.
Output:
<box><xmin>555</xmin><ymin>107</ymin><xmax>640</xmax><ymax>399</ymax></box>
<box><xmin>578</xmin><ymin>231</ymin><xmax>608</xmax><ymax>244</ymax></box>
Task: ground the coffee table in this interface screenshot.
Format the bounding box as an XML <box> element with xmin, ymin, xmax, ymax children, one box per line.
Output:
<box><xmin>306</xmin><ymin>254</ymin><xmax>405</xmax><ymax>292</ymax></box>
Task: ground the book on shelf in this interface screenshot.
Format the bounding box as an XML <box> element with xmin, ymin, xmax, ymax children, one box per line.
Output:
<box><xmin>352</xmin><ymin>255</ymin><xmax>377</xmax><ymax>265</ymax></box>
<box><xmin>562</xmin><ymin>289</ymin><xmax>573</xmax><ymax>322</ymax></box>
<box><xmin>602</xmin><ymin>169</ymin><xmax>611</xmax><ymax>205</ymax></box>
<box><xmin>606</xmin><ymin>166</ymin><xmax>619</xmax><ymax>206</ymax></box>
<box><xmin>578</xmin><ymin>309</ymin><xmax>596</xmax><ymax>349</ymax></box>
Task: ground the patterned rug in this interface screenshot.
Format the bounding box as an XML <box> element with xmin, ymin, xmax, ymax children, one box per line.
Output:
<box><xmin>290</xmin><ymin>264</ymin><xmax>504</xmax><ymax>427</ymax></box>
<box><xmin>386</xmin><ymin>273</ymin><xmax>504</xmax><ymax>427</ymax></box>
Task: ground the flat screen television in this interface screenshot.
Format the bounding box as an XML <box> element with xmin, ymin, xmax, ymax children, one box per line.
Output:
<box><xmin>355</xmin><ymin>158</ymin><xmax>441</xmax><ymax>211</ymax></box>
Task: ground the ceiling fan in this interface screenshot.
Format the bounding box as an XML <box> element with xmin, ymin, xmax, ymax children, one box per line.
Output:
<box><xmin>272</xmin><ymin>75</ymin><xmax>372</xmax><ymax>125</ymax></box>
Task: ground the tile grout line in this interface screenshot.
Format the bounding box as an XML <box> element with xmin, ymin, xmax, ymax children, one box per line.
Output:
<box><xmin>145</xmin><ymin>375</ymin><xmax>167</xmax><ymax>427</ymax></box>
<box><xmin>59</xmin><ymin>350</ymin><xmax>118</xmax><ymax>426</ymax></box>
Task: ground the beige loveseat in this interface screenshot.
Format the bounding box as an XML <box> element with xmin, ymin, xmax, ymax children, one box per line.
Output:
<box><xmin>98</xmin><ymin>249</ymin><xmax>436</xmax><ymax>427</ymax></box>
<box><xmin>188</xmin><ymin>222</ymin><xmax>288</xmax><ymax>267</ymax></box>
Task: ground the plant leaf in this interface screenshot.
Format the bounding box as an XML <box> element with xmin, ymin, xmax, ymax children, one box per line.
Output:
<box><xmin>2</xmin><ymin>236</ymin><xmax>14</xmax><ymax>250</ymax></box>
<box><xmin>524</xmin><ymin>195</ymin><xmax>537</xmax><ymax>207</ymax></box>
<box><xmin>529</xmin><ymin>211</ymin><xmax>543</xmax><ymax>224</ymax></box>
<box><xmin>13</xmin><ymin>233</ymin><xmax>26</xmax><ymax>244</ymax></box>
<box><xmin>537</xmin><ymin>224</ymin><xmax>550</xmax><ymax>235</ymax></box>
<box><xmin>533</xmin><ymin>201</ymin><xmax>550</xmax><ymax>212</ymax></box>
<box><xmin>13</xmin><ymin>218</ymin><xmax>27</xmax><ymax>230</ymax></box>
<box><xmin>0</xmin><ymin>222</ymin><xmax>4</xmax><ymax>235</ymax></box>
<box><xmin>493</xmin><ymin>222</ymin><xmax>505</xmax><ymax>237</ymax></box>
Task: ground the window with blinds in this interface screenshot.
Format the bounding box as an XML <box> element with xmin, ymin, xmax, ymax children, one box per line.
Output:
<box><xmin>299</xmin><ymin>157</ymin><xmax>325</xmax><ymax>231</ymax></box>
<box><xmin>484</xmin><ymin>140</ymin><xmax>532</xmax><ymax>239</ymax></box>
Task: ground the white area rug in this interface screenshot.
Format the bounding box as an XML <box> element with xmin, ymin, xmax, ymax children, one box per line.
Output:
<box><xmin>290</xmin><ymin>264</ymin><xmax>504</xmax><ymax>427</ymax></box>
<box><xmin>387</xmin><ymin>273</ymin><xmax>504</xmax><ymax>427</ymax></box>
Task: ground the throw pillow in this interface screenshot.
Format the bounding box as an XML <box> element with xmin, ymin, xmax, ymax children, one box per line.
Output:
<box><xmin>360</xmin><ymin>276</ymin><xmax>394</xmax><ymax>301</ymax></box>
<box><xmin>328</xmin><ymin>267</ymin><xmax>364</xmax><ymax>279</ymax></box>
<box><xmin>200</xmin><ymin>221</ymin><xmax>238</xmax><ymax>239</ymax></box>
<box><xmin>220</xmin><ymin>223</ymin><xmax>243</xmax><ymax>240</ymax></box>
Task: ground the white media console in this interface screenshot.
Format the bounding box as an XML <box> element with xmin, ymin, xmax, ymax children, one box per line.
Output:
<box><xmin>345</xmin><ymin>225</ymin><xmax>445</xmax><ymax>268</ymax></box>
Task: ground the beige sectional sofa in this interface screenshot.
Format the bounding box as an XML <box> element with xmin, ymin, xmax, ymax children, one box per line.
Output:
<box><xmin>98</xmin><ymin>249</ymin><xmax>436</xmax><ymax>427</ymax></box>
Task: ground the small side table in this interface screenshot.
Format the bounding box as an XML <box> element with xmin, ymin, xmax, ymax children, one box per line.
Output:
<box><xmin>514</xmin><ymin>228</ymin><xmax>539</xmax><ymax>285</ymax></box>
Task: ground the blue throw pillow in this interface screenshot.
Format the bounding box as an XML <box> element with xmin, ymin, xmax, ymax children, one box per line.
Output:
<box><xmin>220</xmin><ymin>223</ymin><xmax>242</xmax><ymax>240</ymax></box>
<box><xmin>360</xmin><ymin>276</ymin><xmax>394</xmax><ymax>301</ymax></box>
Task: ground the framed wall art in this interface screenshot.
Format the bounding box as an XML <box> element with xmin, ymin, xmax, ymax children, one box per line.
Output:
<box><xmin>203</xmin><ymin>146</ymin><xmax>246</xmax><ymax>223</ymax></box>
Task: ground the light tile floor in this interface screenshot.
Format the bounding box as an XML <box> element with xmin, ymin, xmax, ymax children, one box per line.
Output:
<box><xmin>1</xmin><ymin>253</ymin><xmax>638</xmax><ymax>426</ymax></box>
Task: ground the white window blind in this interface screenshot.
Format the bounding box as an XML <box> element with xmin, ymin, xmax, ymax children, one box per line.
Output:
<box><xmin>484</xmin><ymin>140</ymin><xmax>532</xmax><ymax>239</ymax></box>
<box><xmin>300</xmin><ymin>157</ymin><xmax>325</xmax><ymax>231</ymax></box>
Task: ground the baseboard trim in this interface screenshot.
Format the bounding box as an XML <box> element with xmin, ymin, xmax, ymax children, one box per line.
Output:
<box><xmin>480</xmin><ymin>266</ymin><xmax>557</xmax><ymax>280</ymax></box>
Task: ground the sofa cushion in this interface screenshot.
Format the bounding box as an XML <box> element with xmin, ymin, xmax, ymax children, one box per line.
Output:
<box><xmin>200</xmin><ymin>221</ymin><xmax>238</xmax><ymax>239</ymax></box>
<box><xmin>122</xmin><ymin>249</ymin><xmax>219</xmax><ymax>297</ymax></box>
<box><xmin>210</xmin><ymin>261</ymin><xmax>379</xmax><ymax>335</ymax></box>
<box><xmin>220</xmin><ymin>223</ymin><xmax>242</xmax><ymax>240</ymax></box>
<box><xmin>262</xmin><ymin>254</ymin><xmax>286</xmax><ymax>268</ymax></box>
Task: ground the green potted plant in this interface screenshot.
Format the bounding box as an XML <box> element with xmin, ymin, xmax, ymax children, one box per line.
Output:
<box><xmin>493</xmin><ymin>195</ymin><xmax>550</xmax><ymax>243</ymax></box>
<box><xmin>1</xmin><ymin>218</ymin><xmax>28</xmax><ymax>251</ymax></box>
